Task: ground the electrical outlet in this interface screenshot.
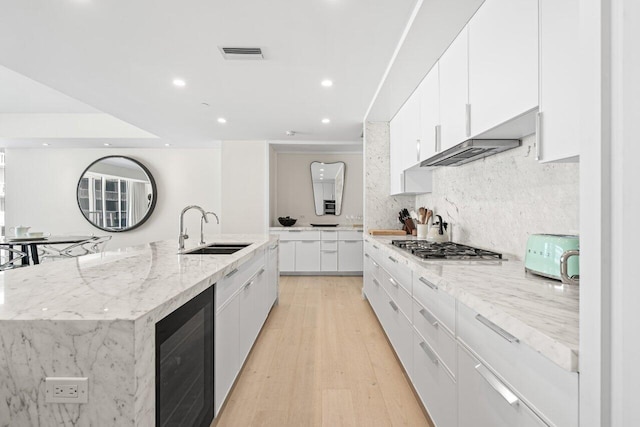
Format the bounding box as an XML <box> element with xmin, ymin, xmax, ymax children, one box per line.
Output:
<box><xmin>45</xmin><ymin>377</ymin><xmax>88</xmax><ymax>404</ymax></box>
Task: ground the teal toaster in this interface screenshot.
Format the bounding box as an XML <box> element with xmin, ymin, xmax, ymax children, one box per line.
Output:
<box><xmin>525</xmin><ymin>234</ymin><xmax>579</xmax><ymax>282</ymax></box>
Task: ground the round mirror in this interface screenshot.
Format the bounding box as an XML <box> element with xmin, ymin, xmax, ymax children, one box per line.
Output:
<box><xmin>77</xmin><ymin>156</ymin><xmax>157</xmax><ymax>232</ymax></box>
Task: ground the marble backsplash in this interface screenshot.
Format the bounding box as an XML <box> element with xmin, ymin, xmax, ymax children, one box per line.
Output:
<box><xmin>415</xmin><ymin>134</ymin><xmax>579</xmax><ymax>260</ymax></box>
<box><xmin>364</xmin><ymin>122</ymin><xmax>414</xmax><ymax>231</ymax></box>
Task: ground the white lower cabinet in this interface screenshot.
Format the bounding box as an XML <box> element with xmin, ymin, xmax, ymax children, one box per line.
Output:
<box><xmin>278</xmin><ymin>240</ymin><xmax>295</xmax><ymax>272</ymax></box>
<box><xmin>295</xmin><ymin>241</ymin><xmax>321</xmax><ymax>271</ymax></box>
<box><xmin>458</xmin><ymin>344</ymin><xmax>546</xmax><ymax>427</ymax></box>
<box><xmin>275</xmin><ymin>229</ymin><xmax>363</xmax><ymax>274</ymax></box>
<box><xmin>363</xmin><ymin>241</ymin><xmax>578</xmax><ymax>427</ymax></box>
<box><xmin>413</xmin><ymin>330</ymin><xmax>457</xmax><ymax>427</ymax></box>
<box><xmin>214</xmin><ymin>247</ymin><xmax>278</xmax><ymax>418</ymax></box>
<box><xmin>214</xmin><ymin>295</ymin><xmax>239</xmax><ymax>416</ymax></box>
<box><xmin>338</xmin><ymin>240</ymin><xmax>363</xmax><ymax>271</ymax></box>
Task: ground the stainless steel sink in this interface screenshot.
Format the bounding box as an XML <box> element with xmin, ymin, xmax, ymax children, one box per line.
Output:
<box><xmin>182</xmin><ymin>243</ymin><xmax>251</xmax><ymax>255</ymax></box>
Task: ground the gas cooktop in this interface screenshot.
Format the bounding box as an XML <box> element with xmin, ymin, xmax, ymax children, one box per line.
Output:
<box><xmin>391</xmin><ymin>240</ymin><xmax>503</xmax><ymax>260</ymax></box>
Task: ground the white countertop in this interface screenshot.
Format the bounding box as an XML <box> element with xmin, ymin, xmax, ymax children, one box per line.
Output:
<box><xmin>0</xmin><ymin>234</ymin><xmax>275</xmax><ymax>322</ymax></box>
<box><xmin>270</xmin><ymin>226</ymin><xmax>363</xmax><ymax>231</ymax></box>
<box><xmin>365</xmin><ymin>235</ymin><xmax>579</xmax><ymax>372</ymax></box>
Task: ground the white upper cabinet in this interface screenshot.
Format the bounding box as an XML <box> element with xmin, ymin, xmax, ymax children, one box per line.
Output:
<box><xmin>468</xmin><ymin>0</ymin><xmax>538</xmax><ymax>137</ymax></box>
<box><xmin>538</xmin><ymin>0</ymin><xmax>580</xmax><ymax>162</ymax></box>
<box><xmin>439</xmin><ymin>26</ymin><xmax>469</xmax><ymax>151</ymax></box>
<box><xmin>390</xmin><ymin>92</ymin><xmax>422</xmax><ymax>195</ymax></box>
<box><xmin>418</xmin><ymin>63</ymin><xmax>440</xmax><ymax>161</ymax></box>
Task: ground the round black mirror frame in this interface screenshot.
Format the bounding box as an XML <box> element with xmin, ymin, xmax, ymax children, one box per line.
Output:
<box><xmin>76</xmin><ymin>155</ymin><xmax>158</xmax><ymax>233</ymax></box>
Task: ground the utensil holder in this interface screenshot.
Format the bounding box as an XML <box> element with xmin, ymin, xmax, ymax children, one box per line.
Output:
<box><xmin>417</xmin><ymin>224</ymin><xmax>428</xmax><ymax>239</ymax></box>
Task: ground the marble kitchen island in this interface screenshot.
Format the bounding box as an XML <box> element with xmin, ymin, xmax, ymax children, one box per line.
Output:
<box><xmin>0</xmin><ymin>234</ymin><xmax>278</xmax><ymax>426</ymax></box>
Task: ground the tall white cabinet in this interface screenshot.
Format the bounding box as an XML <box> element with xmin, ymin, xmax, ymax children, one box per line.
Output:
<box><xmin>537</xmin><ymin>0</ymin><xmax>580</xmax><ymax>162</ymax></box>
<box><xmin>468</xmin><ymin>0</ymin><xmax>538</xmax><ymax>136</ymax></box>
<box><xmin>439</xmin><ymin>26</ymin><xmax>469</xmax><ymax>151</ymax></box>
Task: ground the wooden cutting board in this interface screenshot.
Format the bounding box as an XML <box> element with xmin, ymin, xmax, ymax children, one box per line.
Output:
<box><xmin>368</xmin><ymin>229</ymin><xmax>407</xmax><ymax>236</ymax></box>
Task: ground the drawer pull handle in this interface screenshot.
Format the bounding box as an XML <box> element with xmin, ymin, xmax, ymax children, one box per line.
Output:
<box><xmin>475</xmin><ymin>363</ymin><xmax>519</xmax><ymax>406</ymax></box>
<box><xmin>344</xmin><ymin>240</ymin><xmax>359</xmax><ymax>243</ymax></box>
<box><xmin>475</xmin><ymin>314</ymin><xmax>519</xmax><ymax>343</ymax></box>
<box><xmin>289</xmin><ymin>230</ymin><xmax>302</xmax><ymax>232</ymax></box>
<box><xmin>256</xmin><ymin>268</ymin><xmax>265</xmax><ymax>277</ymax></box>
<box><xmin>419</xmin><ymin>277</ymin><xmax>438</xmax><ymax>290</ymax></box>
<box><xmin>389</xmin><ymin>277</ymin><xmax>399</xmax><ymax>288</ymax></box>
<box><xmin>373</xmin><ymin>245</ymin><xmax>379</xmax><ymax>249</ymax></box>
<box><xmin>243</xmin><ymin>280</ymin><xmax>254</xmax><ymax>291</ymax></box>
<box><xmin>419</xmin><ymin>308</ymin><xmax>439</xmax><ymax>327</ymax></box>
<box><xmin>371</xmin><ymin>260</ymin><xmax>379</xmax><ymax>268</ymax></box>
<box><xmin>269</xmin><ymin>244</ymin><xmax>278</xmax><ymax>250</ymax></box>
<box><xmin>373</xmin><ymin>278</ymin><xmax>380</xmax><ymax>287</ymax></box>
<box><xmin>322</xmin><ymin>250</ymin><xmax>337</xmax><ymax>253</ymax></box>
<box><xmin>419</xmin><ymin>341</ymin><xmax>439</xmax><ymax>365</ymax></box>
<box><xmin>364</xmin><ymin>253</ymin><xmax>370</xmax><ymax>258</ymax></box>
<box><xmin>388</xmin><ymin>300</ymin><xmax>399</xmax><ymax>312</ymax></box>
<box><xmin>388</xmin><ymin>256</ymin><xmax>398</xmax><ymax>263</ymax></box>
<box><xmin>224</xmin><ymin>268</ymin><xmax>238</xmax><ymax>279</ymax></box>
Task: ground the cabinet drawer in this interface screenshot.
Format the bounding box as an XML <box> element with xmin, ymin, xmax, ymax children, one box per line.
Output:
<box><xmin>379</xmin><ymin>286</ymin><xmax>413</xmax><ymax>376</ymax></box>
<box><xmin>321</xmin><ymin>240</ymin><xmax>338</xmax><ymax>250</ymax></box>
<box><xmin>364</xmin><ymin>252</ymin><xmax>382</xmax><ymax>282</ymax></box>
<box><xmin>216</xmin><ymin>252</ymin><xmax>264</xmax><ymax>310</ymax></box>
<box><xmin>365</xmin><ymin>240</ymin><xmax>383</xmax><ymax>261</ymax></box>
<box><xmin>321</xmin><ymin>230</ymin><xmax>339</xmax><ymax>241</ymax></box>
<box><xmin>457</xmin><ymin>302</ymin><xmax>578</xmax><ymax>427</ymax></box>
<box><xmin>278</xmin><ymin>230</ymin><xmax>320</xmax><ymax>241</ymax></box>
<box><xmin>338</xmin><ymin>230</ymin><xmax>363</xmax><ymax>241</ymax></box>
<box><xmin>381</xmin><ymin>255</ymin><xmax>412</xmax><ymax>295</ymax></box>
<box><xmin>320</xmin><ymin>250</ymin><xmax>338</xmax><ymax>272</ymax></box>
<box><xmin>413</xmin><ymin>300</ymin><xmax>456</xmax><ymax>376</ymax></box>
<box><xmin>413</xmin><ymin>274</ymin><xmax>456</xmax><ymax>334</ymax></box>
<box><xmin>413</xmin><ymin>330</ymin><xmax>457</xmax><ymax>427</ymax></box>
<box><xmin>458</xmin><ymin>343</ymin><xmax>546</xmax><ymax>427</ymax></box>
<box><xmin>379</xmin><ymin>269</ymin><xmax>412</xmax><ymax>320</ymax></box>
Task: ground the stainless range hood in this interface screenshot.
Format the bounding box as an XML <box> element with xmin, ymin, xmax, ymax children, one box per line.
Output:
<box><xmin>420</xmin><ymin>139</ymin><xmax>521</xmax><ymax>167</ymax></box>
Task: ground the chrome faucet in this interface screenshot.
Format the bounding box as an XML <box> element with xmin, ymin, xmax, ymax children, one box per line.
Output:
<box><xmin>200</xmin><ymin>211</ymin><xmax>220</xmax><ymax>245</ymax></box>
<box><xmin>179</xmin><ymin>205</ymin><xmax>208</xmax><ymax>251</ymax></box>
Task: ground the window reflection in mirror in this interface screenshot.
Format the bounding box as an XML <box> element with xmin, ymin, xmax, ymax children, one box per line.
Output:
<box><xmin>310</xmin><ymin>161</ymin><xmax>345</xmax><ymax>216</ymax></box>
<box><xmin>77</xmin><ymin>156</ymin><xmax>157</xmax><ymax>232</ymax></box>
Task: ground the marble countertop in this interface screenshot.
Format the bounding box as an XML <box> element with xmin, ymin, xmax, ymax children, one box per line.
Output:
<box><xmin>270</xmin><ymin>226</ymin><xmax>363</xmax><ymax>231</ymax></box>
<box><xmin>0</xmin><ymin>234</ymin><xmax>275</xmax><ymax>322</ymax></box>
<box><xmin>365</xmin><ymin>235</ymin><xmax>579</xmax><ymax>372</ymax></box>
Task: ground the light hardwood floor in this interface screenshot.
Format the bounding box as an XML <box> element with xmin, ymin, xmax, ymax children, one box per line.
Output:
<box><xmin>215</xmin><ymin>276</ymin><xmax>433</xmax><ymax>427</ymax></box>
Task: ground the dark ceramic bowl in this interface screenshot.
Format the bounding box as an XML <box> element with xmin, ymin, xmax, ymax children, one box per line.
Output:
<box><xmin>278</xmin><ymin>217</ymin><xmax>297</xmax><ymax>227</ymax></box>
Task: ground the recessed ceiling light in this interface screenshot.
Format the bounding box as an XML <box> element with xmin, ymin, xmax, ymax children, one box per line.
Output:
<box><xmin>103</xmin><ymin>143</ymin><xmax>111</xmax><ymax>146</ymax></box>
<box><xmin>165</xmin><ymin>143</ymin><xmax>171</xmax><ymax>147</ymax></box>
<box><xmin>320</xmin><ymin>177</ymin><xmax>324</xmax><ymax>180</ymax></box>
<box><xmin>321</xmin><ymin>79</ymin><xmax>333</xmax><ymax>87</ymax></box>
<box><xmin>217</xmin><ymin>117</ymin><xmax>227</xmax><ymax>124</ymax></box>
<box><xmin>322</xmin><ymin>118</ymin><xmax>331</xmax><ymax>124</ymax></box>
<box><xmin>173</xmin><ymin>78</ymin><xmax>186</xmax><ymax>87</ymax></box>
<box><xmin>320</xmin><ymin>168</ymin><xmax>324</xmax><ymax>171</ymax></box>
<box><xmin>42</xmin><ymin>143</ymin><xmax>49</xmax><ymax>146</ymax></box>
<box><xmin>286</xmin><ymin>131</ymin><xmax>296</xmax><ymax>136</ymax></box>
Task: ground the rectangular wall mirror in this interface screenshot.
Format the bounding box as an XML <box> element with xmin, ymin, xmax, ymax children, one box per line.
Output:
<box><xmin>311</xmin><ymin>161</ymin><xmax>345</xmax><ymax>216</ymax></box>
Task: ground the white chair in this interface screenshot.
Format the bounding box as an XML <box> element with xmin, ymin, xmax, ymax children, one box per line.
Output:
<box><xmin>0</xmin><ymin>247</ymin><xmax>29</xmax><ymax>270</ymax></box>
<box><xmin>39</xmin><ymin>236</ymin><xmax>112</xmax><ymax>262</ymax></box>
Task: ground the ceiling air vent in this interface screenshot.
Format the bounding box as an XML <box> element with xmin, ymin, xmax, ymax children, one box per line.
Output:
<box><xmin>219</xmin><ymin>47</ymin><xmax>264</xmax><ymax>60</ymax></box>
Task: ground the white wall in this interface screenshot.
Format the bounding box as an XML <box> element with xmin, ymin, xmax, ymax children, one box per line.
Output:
<box><xmin>415</xmin><ymin>134</ymin><xmax>579</xmax><ymax>260</ymax></box>
<box><xmin>221</xmin><ymin>140</ymin><xmax>268</xmax><ymax>234</ymax></box>
<box><xmin>5</xmin><ymin>148</ymin><xmax>222</xmax><ymax>250</ymax></box>
<box><xmin>273</xmin><ymin>152</ymin><xmax>363</xmax><ymax>226</ymax></box>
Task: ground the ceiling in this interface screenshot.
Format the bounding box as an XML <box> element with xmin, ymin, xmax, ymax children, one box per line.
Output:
<box><xmin>0</xmin><ymin>0</ymin><xmax>418</xmax><ymax>148</ymax></box>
